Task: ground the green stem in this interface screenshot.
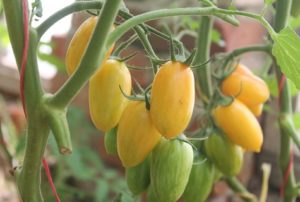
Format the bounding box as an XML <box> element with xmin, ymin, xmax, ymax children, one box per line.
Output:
<box><xmin>3</xmin><ymin>1</ymin><xmax>70</xmax><ymax>201</ymax></box>
<box><xmin>194</xmin><ymin>16</ymin><xmax>213</xmax><ymax>101</ymax></box>
<box><xmin>49</xmin><ymin>0</ymin><xmax>122</xmax><ymax>108</ymax></box>
<box><xmin>37</xmin><ymin>0</ymin><xmax>183</xmax><ymax>53</ymax></box>
<box><xmin>2</xmin><ymin>0</ymin><xmax>24</xmax><ymax>69</ymax></box>
<box><xmin>17</xmin><ymin>116</ymin><xmax>50</xmax><ymax>202</ymax></box>
<box><xmin>279</xmin><ymin>114</ymin><xmax>300</xmax><ymax>151</ymax></box>
<box><xmin>225</xmin><ymin>177</ymin><xmax>257</xmax><ymax>202</ymax></box>
<box><xmin>107</xmin><ymin>7</ymin><xmax>237</xmax><ymax>48</ymax></box>
<box><xmin>133</xmin><ymin>26</ymin><xmax>160</xmax><ymax>74</ymax></box>
<box><xmin>223</xmin><ymin>44</ymin><xmax>272</xmax><ymax>68</ymax></box>
<box><xmin>272</xmin><ymin>0</ymin><xmax>296</xmax><ymax>201</ymax></box>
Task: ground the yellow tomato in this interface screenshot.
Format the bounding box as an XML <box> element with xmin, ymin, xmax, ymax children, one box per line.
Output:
<box><xmin>233</xmin><ymin>63</ymin><xmax>253</xmax><ymax>76</ymax></box>
<box><xmin>248</xmin><ymin>104</ymin><xmax>264</xmax><ymax>117</ymax></box>
<box><xmin>221</xmin><ymin>64</ymin><xmax>269</xmax><ymax>106</ymax></box>
<box><xmin>89</xmin><ymin>59</ymin><xmax>131</xmax><ymax>132</ymax></box>
<box><xmin>117</xmin><ymin>101</ymin><xmax>161</xmax><ymax>167</ymax></box>
<box><xmin>65</xmin><ymin>16</ymin><xmax>114</xmax><ymax>75</ymax></box>
<box><xmin>150</xmin><ymin>61</ymin><xmax>195</xmax><ymax>139</ymax></box>
<box><xmin>213</xmin><ymin>99</ymin><xmax>263</xmax><ymax>152</ymax></box>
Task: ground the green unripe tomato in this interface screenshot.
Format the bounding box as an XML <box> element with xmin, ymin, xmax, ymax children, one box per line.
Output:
<box><xmin>205</xmin><ymin>133</ymin><xmax>244</xmax><ymax>176</ymax></box>
<box><xmin>183</xmin><ymin>154</ymin><xmax>215</xmax><ymax>202</ymax></box>
<box><xmin>126</xmin><ymin>156</ymin><xmax>150</xmax><ymax>195</ymax></box>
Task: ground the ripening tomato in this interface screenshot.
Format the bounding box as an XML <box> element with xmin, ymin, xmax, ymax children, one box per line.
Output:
<box><xmin>89</xmin><ymin>59</ymin><xmax>131</xmax><ymax>132</ymax></box>
<box><xmin>150</xmin><ymin>61</ymin><xmax>195</xmax><ymax>139</ymax></box>
<box><xmin>117</xmin><ymin>101</ymin><xmax>161</xmax><ymax>167</ymax></box>
<box><xmin>221</xmin><ymin>64</ymin><xmax>269</xmax><ymax>106</ymax></box>
<box><xmin>65</xmin><ymin>16</ymin><xmax>114</xmax><ymax>75</ymax></box>
<box><xmin>213</xmin><ymin>99</ymin><xmax>263</xmax><ymax>152</ymax></box>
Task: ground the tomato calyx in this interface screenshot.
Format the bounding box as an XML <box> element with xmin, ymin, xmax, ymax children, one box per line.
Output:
<box><xmin>119</xmin><ymin>82</ymin><xmax>152</xmax><ymax>111</ymax></box>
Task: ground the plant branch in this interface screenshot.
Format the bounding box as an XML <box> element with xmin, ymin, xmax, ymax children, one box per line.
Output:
<box><xmin>272</xmin><ymin>0</ymin><xmax>296</xmax><ymax>201</ymax></box>
<box><xmin>222</xmin><ymin>44</ymin><xmax>272</xmax><ymax>68</ymax></box>
<box><xmin>37</xmin><ymin>1</ymin><xmax>101</xmax><ymax>39</ymax></box>
<box><xmin>279</xmin><ymin>114</ymin><xmax>300</xmax><ymax>151</ymax></box>
<box><xmin>17</xmin><ymin>116</ymin><xmax>50</xmax><ymax>202</ymax></box>
<box><xmin>194</xmin><ymin>16</ymin><xmax>213</xmax><ymax>101</ymax></box>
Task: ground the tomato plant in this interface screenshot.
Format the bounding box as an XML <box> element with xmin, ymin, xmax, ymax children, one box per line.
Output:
<box><xmin>2</xmin><ymin>0</ymin><xmax>300</xmax><ymax>202</ymax></box>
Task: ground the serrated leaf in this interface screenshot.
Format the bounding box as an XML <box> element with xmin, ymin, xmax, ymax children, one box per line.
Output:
<box><xmin>272</xmin><ymin>27</ymin><xmax>300</xmax><ymax>89</ymax></box>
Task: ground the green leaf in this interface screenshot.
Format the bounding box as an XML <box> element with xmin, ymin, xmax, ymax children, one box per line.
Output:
<box><xmin>272</xmin><ymin>27</ymin><xmax>300</xmax><ymax>89</ymax></box>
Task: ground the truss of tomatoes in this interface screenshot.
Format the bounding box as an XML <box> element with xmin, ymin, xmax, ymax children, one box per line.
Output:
<box><xmin>65</xmin><ymin>16</ymin><xmax>270</xmax><ymax>201</ymax></box>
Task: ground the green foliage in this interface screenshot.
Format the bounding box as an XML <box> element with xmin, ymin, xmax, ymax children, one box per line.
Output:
<box><xmin>272</xmin><ymin>27</ymin><xmax>300</xmax><ymax>89</ymax></box>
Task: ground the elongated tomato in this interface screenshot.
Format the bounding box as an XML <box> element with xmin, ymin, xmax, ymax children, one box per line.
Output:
<box><xmin>221</xmin><ymin>64</ymin><xmax>269</xmax><ymax>106</ymax></box>
<box><xmin>117</xmin><ymin>101</ymin><xmax>161</xmax><ymax>167</ymax></box>
<box><xmin>65</xmin><ymin>16</ymin><xmax>114</xmax><ymax>75</ymax></box>
<box><xmin>150</xmin><ymin>61</ymin><xmax>195</xmax><ymax>139</ymax></box>
<box><xmin>89</xmin><ymin>59</ymin><xmax>131</xmax><ymax>132</ymax></box>
<box><xmin>213</xmin><ymin>99</ymin><xmax>263</xmax><ymax>152</ymax></box>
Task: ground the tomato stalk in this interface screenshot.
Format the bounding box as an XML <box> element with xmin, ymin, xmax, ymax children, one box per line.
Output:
<box><xmin>272</xmin><ymin>0</ymin><xmax>297</xmax><ymax>201</ymax></box>
<box><xmin>222</xmin><ymin>44</ymin><xmax>272</xmax><ymax>70</ymax></box>
<box><xmin>193</xmin><ymin>16</ymin><xmax>213</xmax><ymax>100</ymax></box>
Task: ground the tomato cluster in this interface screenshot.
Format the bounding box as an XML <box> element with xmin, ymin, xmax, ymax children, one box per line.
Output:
<box><xmin>66</xmin><ymin>17</ymin><xmax>269</xmax><ymax>202</ymax></box>
<box><xmin>214</xmin><ymin>64</ymin><xmax>269</xmax><ymax>152</ymax></box>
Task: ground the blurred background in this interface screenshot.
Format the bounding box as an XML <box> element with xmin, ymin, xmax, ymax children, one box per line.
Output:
<box><xmin>0</xmin><ymin>0</ymin><xmax>300</xmax><ymax>201</ymax></box>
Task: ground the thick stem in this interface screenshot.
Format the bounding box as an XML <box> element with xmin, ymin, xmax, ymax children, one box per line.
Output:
<box><xmin>49</xmin><ymin>0</ymin><xmax>122</xmax><ymax>108</ymax></box>
<box><xmin>273</xmin><ymin>0</ymin><xmax>296</xmax><ymax>201</ymax></box>
<box><xmin>17</xmin><ymin>116</ymin><xmax>50</xmax><ymax>202</ymax></box>
<box><xmin>194</xmin><ymin>16</ymin><xmax>213</xmax><ymax>100</ymax></box>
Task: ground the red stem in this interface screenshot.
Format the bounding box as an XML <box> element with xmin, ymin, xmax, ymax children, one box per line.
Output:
<box><xmin>20</xmin><ymin>0</ymin><xmax>60</xmax><ymax>201</ymax></box>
